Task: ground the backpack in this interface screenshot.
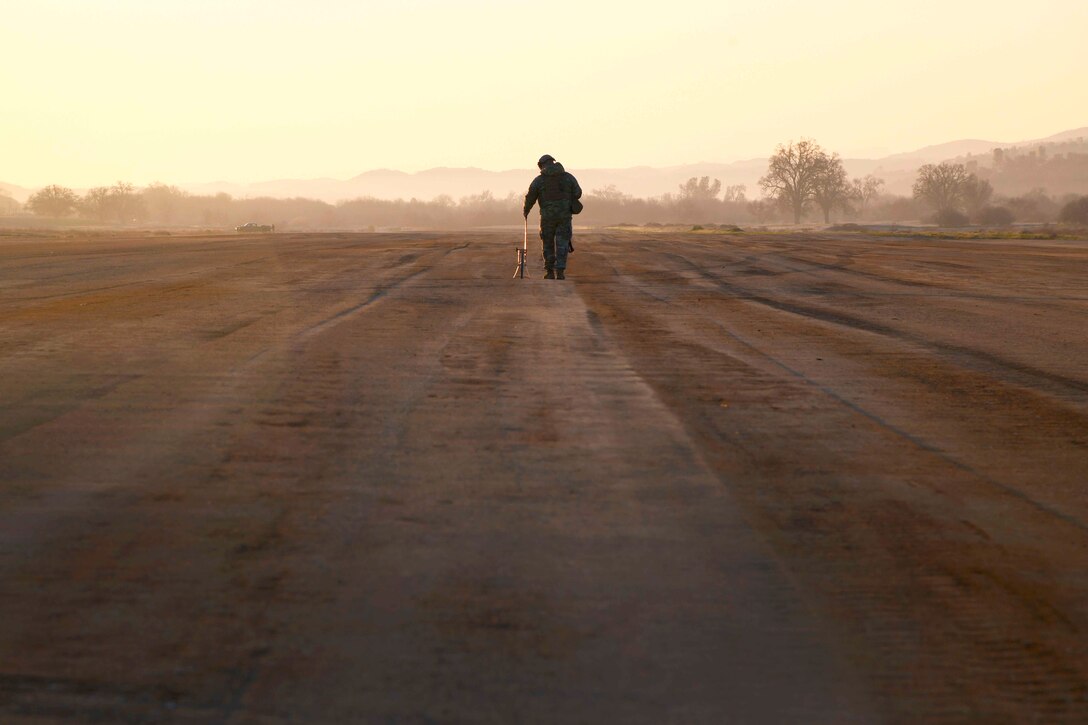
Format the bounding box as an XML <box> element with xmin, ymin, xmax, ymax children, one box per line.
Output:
<box><xmin>542</xmin><ymin>171</ymin><xmax>583</xmax><ymax>215</ymax></box>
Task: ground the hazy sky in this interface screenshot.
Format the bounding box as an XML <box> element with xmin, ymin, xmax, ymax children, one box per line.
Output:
<box><xmin>3</xmin><ymin>0</ymin><xmax>1086</xmax><ymax>187</ymax></box>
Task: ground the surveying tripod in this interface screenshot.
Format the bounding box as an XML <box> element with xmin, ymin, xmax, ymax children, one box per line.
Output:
<box><xmin>513</xmin><ymin>217</ymin><xmax>528</xmax><ymax>279</ymax></box>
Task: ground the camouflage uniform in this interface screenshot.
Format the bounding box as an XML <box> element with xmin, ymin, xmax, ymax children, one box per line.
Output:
<box><xmin>523</xmin><ymin>160</ymin><xmax>582</xmax><ymax>274</ymax></box>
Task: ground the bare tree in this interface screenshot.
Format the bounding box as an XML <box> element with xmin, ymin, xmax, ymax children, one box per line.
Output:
<box><xmin>591</xmin><ymin>185</ymin><xmax>633</xmax><ymax>203</ymax></box>
<box><xmin>723</xmin><ymin>184</ymin><xmax>747</xmax><ymax>203</ymax></box>
<box><xmin>678</xmin><ymin>176</ymin><xmax>722</xmax><ymax>201</ymax></box>
<box><xmin>675</xmin><ymin>177</ymin><xmax>721</xmax><ymax>222</ymax></box>
<box><xmin>912</xmin><ymin>162</ymin><xmax>971</xmax><ymax>215</ymax></box>
<box><xmin>746</xmin><ymin>198</ymin><xmax>777</xmax><ymax>224</ymax></box>
<box><xmin>142</xmin><ymin>183</ymin><xmax>187</xmax><ymax>224</ymax></box>
<box><xmin>961</xmin><ymin>175</ymin><xmax>994</xmax><ymax>219</ymax></box>
<box><xmin>27</xmin><ymin>185</ymin><xmax>79</xmax><ymax>217</ymax></box>
<box><xmin>79</xmin><ymin>182</ymin><xmax>145</xmax><ymax>223</ymax></box>
<box><xmin>812</xmin><ymin>154</ymin><xmax>851</xmax><ymax>223</ymax></box>
<box><xmin>850</xmin><ymin>175</ymin><xmax>885</xmax><ymax>216</ymax></box>
<box><xmin>109</xmin><ymin>182</ymin><xmax>146</xmax><ymax>223</ymax></box>
<box><xmin>79</xmin><ymin>187</ymin><xmax>104</xmax><ymax>220</ymax></box>
<box><xmin>759</xmin><ymin>139</ymin><xmax>826</xmax><ymax>224</ymax></box>
<box><xmin>80</xmin><ymin>186</ymin><xmax>112</xmax><ymax>221</ymax></box>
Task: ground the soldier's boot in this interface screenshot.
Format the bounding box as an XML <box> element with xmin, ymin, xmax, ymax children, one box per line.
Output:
<box><xmin>543</xmin><ymin>268</ymin><xmax>555</xmax><ymax>279</ymax></box>
<box><xmin>556</xmin><ymin>269</ymin><xmax>566</xmax><ymax>280</ymax></box>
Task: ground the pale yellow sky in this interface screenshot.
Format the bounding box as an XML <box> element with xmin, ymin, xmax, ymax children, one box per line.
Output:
<box><xmin>3</xmin><ymin>0</ymin><xmax>1086</xmax><ymax>188</ymax></box>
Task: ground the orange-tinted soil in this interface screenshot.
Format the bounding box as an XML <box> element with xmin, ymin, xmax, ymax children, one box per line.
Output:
<box><xmin>1</xmin><ymin>229</ymin><xmax>1086</xmax><ymax>722</ymax></box>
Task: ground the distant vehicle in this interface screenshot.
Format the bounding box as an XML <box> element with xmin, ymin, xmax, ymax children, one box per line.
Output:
<box><xmin>235</xmin><ymin>222</ymin><xmax>274</xmax><ymax>233</ymax></box>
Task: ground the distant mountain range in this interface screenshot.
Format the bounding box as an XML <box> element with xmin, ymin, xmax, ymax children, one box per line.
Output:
<box><xmin>0</xmin><ymin>181</ymin><xmax>31</xmax><ymax>202</ymax></box>
<box><xmin>4</xmin><ymin>127</ymin><xmax>1085</xmax><ymax>204</ymax></box>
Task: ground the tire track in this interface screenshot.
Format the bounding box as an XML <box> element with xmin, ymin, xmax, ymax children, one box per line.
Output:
<box><xmin>575</xmin><ymin>241</ymin><xmax>1088</xmax><ymax>722</ymax></box>
<box><xmin>662</xmin><ymin>251</ymin><xmax>1088</xmax><ymax>400</ymax></box>
<box><xmin>596</xmin><ymin>250</ymin><xmax>1088</xmax><ymax>534</ymax></box>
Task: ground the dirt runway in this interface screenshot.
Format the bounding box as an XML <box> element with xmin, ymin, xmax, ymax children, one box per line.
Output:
<box><xmin>1</xmin><ymin>229</ymin><xmax>1086</xmax><ymax>723</ymax></box>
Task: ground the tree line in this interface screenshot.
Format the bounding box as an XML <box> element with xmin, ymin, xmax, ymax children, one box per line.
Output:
<box><xmin>757</xmin><ymin>138</ymin><xmax>1088</xmax><ymax>227</ymax></box>
<box><xmin>988</xmin><ymin>142</ymin><xmax>1088</xmax><ymax>196</ymax></box>
<box><xmin>14</xmin><ymin>146</ymin><xmax>1088</xmax><ymax>229</ymax></box>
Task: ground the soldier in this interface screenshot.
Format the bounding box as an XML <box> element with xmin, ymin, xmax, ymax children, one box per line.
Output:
<box><xmin>523</xmin><ymin>154</ymin><xmax>582</xmax><ymax>280</ymax></box>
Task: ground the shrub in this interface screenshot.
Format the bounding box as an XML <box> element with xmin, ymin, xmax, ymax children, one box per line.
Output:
<box><xmin>976</xmin><ymin>206</ymin><xmax>1015</xmax><ymax>226</ymax></box>
<box><xmin>934</xmin><ymin>209</ymin><xmax>970</xmax><ymax>227</ymax></box>
<box><xmin>1059</xmin><ymin>196</ymin><xmax>1088</xmax><ymax>224</ymax></box>
<box><xmin>1007</xmin><ymin>191</ymin><xmax>1060</xmax><ymax>222</ymax></box>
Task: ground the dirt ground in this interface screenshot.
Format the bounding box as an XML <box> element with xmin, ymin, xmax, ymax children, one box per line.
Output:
<box><xmin>1</xmin><ymin>228</ymin><xmax>1086</xmax><ymax>723</ymax></box>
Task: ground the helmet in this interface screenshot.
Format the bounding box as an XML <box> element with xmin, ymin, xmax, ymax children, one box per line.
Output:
<box><xmin>537</xmin><ymin>154</ymin><xmax>556</xmax><ymax>169</ymax></box>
